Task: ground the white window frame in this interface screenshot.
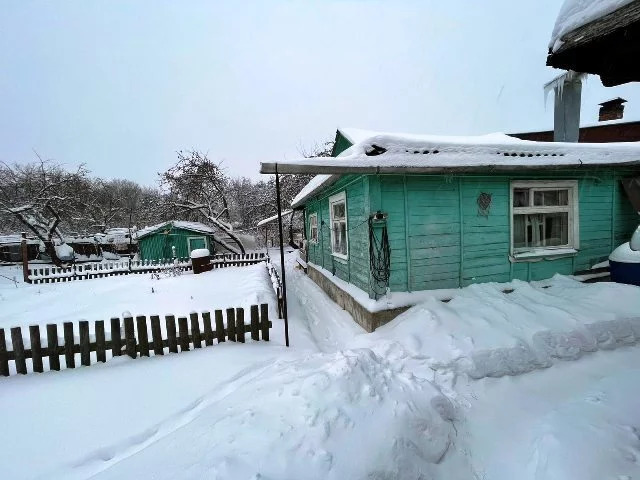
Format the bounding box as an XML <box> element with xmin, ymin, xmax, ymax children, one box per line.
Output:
<box><xmin>187</xmin><ymin>236</ymin><xmax>207</xmax><ymax>252</ymax></box>
<box><xmin>509</xmin><ymin>180</ymin><xmax>579</xmax><ymax>260</ymax></box>
<box><xmin>329</xmin><ymin>191</ymin><xmax>348</xmax><ymax>260</ymax></box>
<box><xmin>309</xmin><ymin>212</ymin><xmax>318</xmax><ymax>244</ymax></box>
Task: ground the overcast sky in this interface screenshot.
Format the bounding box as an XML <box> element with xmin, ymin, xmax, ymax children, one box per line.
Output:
<box><xmin>1</xmin><ymin>0</ymin><xmax>639</xmax><ymax>186</ymax></box>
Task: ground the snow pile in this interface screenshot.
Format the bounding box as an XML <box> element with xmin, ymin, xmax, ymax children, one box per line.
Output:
<box><xmin>350</xmin><ymin>276</ymin><xmax>640</xmax><ymax>381</ymax></box>
<box><xmin>189</xmin><ymin>248</ymin><xmax>210</xmax><ymax>259</ymax></box>
<box><xmin>549</xmin><ymin>0</ymin><xmax>635</xmax><ymax>52</ymax></box>
<box><xmin>54</xmin><ymin>243</ymin><xmax>75</xmax><ymax>261</ymax></box>
<box><xmin>610</xmin><ymin>242</ymin><xmax>640</xmax><ymax>263</ymax></box>
<box><xmin>79</xmin><ymin>348</ymin><xmax>459</xmax><ymax>480</ymax></box>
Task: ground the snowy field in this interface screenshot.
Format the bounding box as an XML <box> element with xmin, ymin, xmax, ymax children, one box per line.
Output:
<box><xmin>1</xmin><ymin>254</ymin><xmax>640</xmax><ymax>479</ymax></box>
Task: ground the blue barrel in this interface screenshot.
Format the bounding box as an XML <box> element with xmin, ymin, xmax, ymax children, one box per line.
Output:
<box><xmin>609</xmin><ymin>242</ymin><xmax>640</xmax><ymax>286</ymax></box>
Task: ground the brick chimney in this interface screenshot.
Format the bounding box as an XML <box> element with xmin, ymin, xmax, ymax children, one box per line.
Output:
<box><xmin>599</xmin><ymin>98</ymin><xmax>627</xmax><ymax>122</ymax></box>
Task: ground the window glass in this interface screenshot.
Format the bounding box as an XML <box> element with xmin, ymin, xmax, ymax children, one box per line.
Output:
<box><xmin>533</xmin><ymin>189</ymin><xmax>569</xmax><ymax>206</ymax></box>
<box><xmin>329</xmin><ymin>195</ymin><xmax>347</xmax><ymax>257</ymax></box>
<box><xmin>513</xmin><ymin>189</ymin><xmax>529</xmax><ymax>207</ymax></box>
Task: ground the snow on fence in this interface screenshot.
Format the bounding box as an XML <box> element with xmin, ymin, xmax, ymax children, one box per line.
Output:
<box><xmin>265</xmin><ymin>260</ymin><xmax>284</xmax><ymax>319</ymax></box>
<box><xmin>0</xmin><ymin>304</ymin><xmax>271</xmax><ymax>377</ymax></box>
<box><xmin>26</xmin><ymin>253</ymin><xmax>267</xmax><ymax>284</ymax></box>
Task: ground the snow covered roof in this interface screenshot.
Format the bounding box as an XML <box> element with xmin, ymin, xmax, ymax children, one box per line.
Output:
<box><xmin>135</xmin><ymin>221</ymin><xmax>217</xmax><ymax>240</ymax></box>
<box><xmin>256</xmin><ymin>210</ymin><xmax>293</xmax><ymax>227</ymax></box>
<box><xmin>261</xmin><ymin>130</ymin><xmax>640</xmax><ymax>208</ymax></box>
<box><xmin>549</xmin><ymin>0</ymin><xmax>636</xmax><ymax>52</ymax></box>
<box><xmin>0</xmin><ymin>235</ymin><xmax>40</xmax><ymax>245</ymax></box>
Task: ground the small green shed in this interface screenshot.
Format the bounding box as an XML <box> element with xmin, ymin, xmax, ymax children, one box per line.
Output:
<box><xmin>135</xmin><ymin>221</ymin><xmax>216</xmax><ymax>262</ymax></box>
<box><xmin>261</xmin><ymin>128</ymin><xmax>640</xmax><ymax>305</ymax></box>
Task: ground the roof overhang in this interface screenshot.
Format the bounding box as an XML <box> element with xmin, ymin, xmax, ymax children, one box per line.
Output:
<box><xmin>547</xmin><ymin>2</ymin><xmax>640</xmax><ymax>86</ymax></box>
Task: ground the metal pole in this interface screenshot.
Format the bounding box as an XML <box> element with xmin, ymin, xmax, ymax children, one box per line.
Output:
<box><xmin>275</xmin><ymin>166</ymin><xmax>290</xmax><ymax>347</ymax></box>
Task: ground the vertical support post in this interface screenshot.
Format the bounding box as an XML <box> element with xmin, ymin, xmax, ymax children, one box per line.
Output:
<box><xmin>274</xmin><ymin>166</ymin><xmax>290</xmax><ymax>347</ymax></box>
<box><xmin>21</xmin><ymin>232</ymin><xmax>30</xmax><ymax>283</ymax></box>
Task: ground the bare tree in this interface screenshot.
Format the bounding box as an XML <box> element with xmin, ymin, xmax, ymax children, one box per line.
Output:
<box><xmin>0</xmin><ymin>156</ymin><xmax>89</xmax><ymax>266</ymax></box>
<box><xmin>159</xmin><ymin>150</ymin><xmax>245</xmax><ymax>254</ymax></box>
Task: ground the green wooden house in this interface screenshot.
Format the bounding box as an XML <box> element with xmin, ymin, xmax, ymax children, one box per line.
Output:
<box><xmin>135</xmin><ymin>221</ymin><xmax>217</xmax><ymax>262</ymax></box>
<box><xmin>261</xmin><ymin>128</ymin><xmax>640</xmax><ymax>328</ymax></box>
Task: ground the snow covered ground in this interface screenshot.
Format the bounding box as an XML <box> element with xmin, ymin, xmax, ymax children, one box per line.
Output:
<box><xmin>1</xmin><ymin>254</ymin><xmax>640</xmax><ymax>479</ymax></box>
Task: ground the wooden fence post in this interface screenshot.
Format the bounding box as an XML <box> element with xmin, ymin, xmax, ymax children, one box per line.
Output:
<box><xmin>79</xmin><ymin>321</ymin><xmax>91</xmax><ymax>366</ymax></box>
<box><xmin>190</xmin><ymin>313</ymin><xmax>201</xmax><ymax>349</ymax></box>
<box><xmin>166</xmin><ymin>315</ymin><xmax>178</xmax><ymax>353</ymax></box>
<box><xmin>260</xmin><ymin>303</ymin><xmax>269</xmax><ymax>341</ymax></box>
<box><xmin>150</xmin><ymin>315</ymin><xmax>163</xmax><ymax>355</ymax></box>
<box><xmin>124</xmin><ymin>316</ymin><xmax>136</xmax><ymax>358</ymax></box>
<box><xmin>29</xmin><ymin>325</ymin><xmax>44</xmax><ymax>372</ymax></box>
<box><xmin>214</xmin><ymin>310</ymin><xmax>225</xmax><ymax>343</ymax></box>
<box><xmin>236</xmin><ymin>308</ymin><xmax>245</xmax><ymax>343</ymax></box>
<box><xmin>0</xmin><ymin>329</ymin><xmax>9</xmax><ymax>376</ymax></box>
<box><xmin>250</xmin><ymin>305</ymin><xmax>260</xmax><ymax>341</ymax></box>
<box><xmin>136</xmin><ymin>316</ymin><xmax>150</xmax><ymax>357</ymax></box>
<box><xmin>111</xmin><ymin>318</ymin><xmax>122</xmax><ymax>357</ymax></box>
<box><xmin>226</xmin><ymin>308</ymin><xmax>236</xmax><ymax>342</ymax></box>
<box><xmin>47</xmin><ymin>324</ymin><xmax>60</xmax><ymax>371</ymax></box>
<box><xmin>63</xmin><ymin>322</ymin><xmax>75</xmax><ymax>368</ymax></box>
<box><xmin>178</xmin><ymin>317</ymin><xmax>190</xmax><ymax>351</ymax></box>
<box><xmin>11</xmin><ymin>327</ymin><xmax>27</xmax><ymax>374</ymax></box>
<box><xmin>21</xmin><ymin>232</ymin><xmax>30</xmax><ymax>284</ymax></box>
<box><xmin>202</xmin><ymin>312</ymin><xmax>213</xmax><ymax>346</ymax></box>
<box><xmin>95</xmin><ymin>321</ymin><xmax>106</xmax><ymax>362</ymax></box>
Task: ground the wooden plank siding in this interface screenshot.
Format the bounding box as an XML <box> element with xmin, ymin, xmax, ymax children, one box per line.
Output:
<box><xmin>303</xmin><ymin>167</ymin><xmax>639</xmax><ymax>297</ymax></box>
<box><xmin>304</xmin><ymin>175</ymin><xmax>371</xmax><ymax>294</ymax></box>
<box><xmin>138</xmin><ymin>227</ymin><xmax>214</xmax><ymax>262</ymax></box>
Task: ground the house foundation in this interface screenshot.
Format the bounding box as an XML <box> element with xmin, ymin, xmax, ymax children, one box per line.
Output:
<box><xmin>307</xmin><ymin>263</ymin><xmax>408</xmax><ymax>332</ymax></box>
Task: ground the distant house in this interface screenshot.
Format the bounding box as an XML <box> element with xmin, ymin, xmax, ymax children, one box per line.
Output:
<box><xmin>96</xmin><ymin>228</ymin><xmax>138</xmax><ymax>257</ymax></box>
<box><xmin>135</xmin><ymin>221</ymin><xmax>219</xmax><ymax>262</ymax></box>
<box><xmin>511</xmin><ymin>119</ymin><xmax>640</xmax><ymax>143</ymax></box>
<box><xmin>0</xmin><ymin>235</ymin><xmax>40</xmax><ymax>263</ymax></box>
<box><xmin>261</xmin><ymin>128</ymin><xmax>640</xmax><ymax>330</ymax></box>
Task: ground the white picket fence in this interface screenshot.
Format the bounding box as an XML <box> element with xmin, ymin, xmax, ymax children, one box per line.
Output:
<box><xmin>27</xmin><ymin>253</ymin><xmax>267</xmax><ymax>284</ymax></box>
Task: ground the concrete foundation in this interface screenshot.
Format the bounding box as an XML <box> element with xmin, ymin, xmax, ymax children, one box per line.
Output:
<box><xmin>307</xmin><ymin>263</ymin><xmax>409</xmax><ymax>332</ymax></box>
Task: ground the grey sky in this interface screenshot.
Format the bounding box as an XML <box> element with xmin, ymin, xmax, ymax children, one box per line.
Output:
<box><xmin>1</xmin><ymin>1</ymin><xmax>639</xmax><ymax>186</ymax></box>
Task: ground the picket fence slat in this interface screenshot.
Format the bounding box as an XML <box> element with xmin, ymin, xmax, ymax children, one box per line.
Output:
<box><xmin>214</xmin><ymin>310</ymin><xmax>225</xmax><ymax>344</ymax></box>
<box><xmin>178</xmin><ymin>317</ymin><xmax>190</xmax><ymax>352</ymax></box>
<box><xmin>64</xmin><ymin>323</ymin><xmax>75</xmax><ymax>368</ymax></box>
<box><xmin>47</xmin><ymin>324</ymin><xmax>60</xmax><ymax>371</ymax></box>
<box><xmin>95</xmin><ymin>321</ymin><xmax>107</xmax><ymax>362</ymax></box>
<box><xmin>150</xmin><ymin>316</ymin><xmax>163</xmax><ymax>355</ymax></box>
<box><xmin>11</xmin><ymin>327</ymin><xmax>27</xmax><ymax>374</ymax></box>
<box><xmin>137</xmin><ymin>316</ymin><xmax>150</xmax><ymax>357</ymax></box>
<box><xmin>30</xmin><ymin>325</ymin><xmax>44</xmax><ymax>373</ymax></box>
<box><xmin>190</xmin><ymin>312</ymin><xmax>201</xmax><ymax>349</ymax></box>
<box><xmin>0</xmin><ymin>329</ymin><xmax>9</xmax><ymax>376</ymax></box>
<box><xmin>202</xmin><ymin>312</ymin><xmax>213</xmax><ymax>346</ymax></box>
<box><xmin>236</xmin><ymin>308</ymin><xmax>245</xmax><ymax>343</ymax></box>
<box><xmin>111</xmin><ymin>318</ymin><xmax>122</xmax><ymax>357</ymax></box>
<box><xmin>124</xmin><ymin>317</ymin><xmax>136</xmax><ymax>358</ymax></box>
<box><xmin>166</xmin><ymin>315</ymin><xmax>178</xmax><ymax>353</ymax></box>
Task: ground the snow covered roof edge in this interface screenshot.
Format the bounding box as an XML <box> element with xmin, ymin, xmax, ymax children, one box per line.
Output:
<box><xmin>281</xmin><ymin>130</ymin><xmax>640</xmax><ymax>208</ymax></box>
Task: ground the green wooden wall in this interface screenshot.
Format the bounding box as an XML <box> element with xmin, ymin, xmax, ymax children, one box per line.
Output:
<box><xmin>304</xmin><ymin>168</ymin><xmax>639</xmax><ymax>297</ymax></box>
<box><xmin>305</xmin><ymin>175</ymin><xmax>371</xmax><ymax>293</ymax></box>
<box><xmin>138</xmin><ymin>226</ymin><xmax>214</xmax><ymax>261</ymax></box>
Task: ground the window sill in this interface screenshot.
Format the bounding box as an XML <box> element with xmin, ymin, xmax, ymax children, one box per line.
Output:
<box><xmin>510</xmin><ymin>248</ymin><xmax>578</xmax><ymax>262</ymax></box>
<box><xmin>331</xmin><ymin>253</ymin><xmax>348</xmax><ymax>263</ymax></box>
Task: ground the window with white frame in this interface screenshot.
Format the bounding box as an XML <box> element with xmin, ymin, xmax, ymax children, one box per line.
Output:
<box><xmin>309</xmin><ymin>213</ymin><xmax>318</xmax><ymax>243</ymax></box>
<box><xmin>329</xmin><ymin>192</ymin><xmax>348</xmax><ymax>258</ymax></box>
<box><xmin>511</xmin><ymin>181</ymin><xmax>579</xmax><ymax>255</ymax></box>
